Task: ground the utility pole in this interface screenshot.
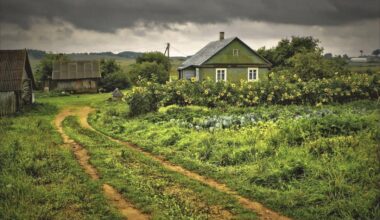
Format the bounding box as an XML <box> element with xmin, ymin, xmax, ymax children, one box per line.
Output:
<box><xmin>164</xmin><ymin>43</ymin><xmax>170</xmax><ymax>58</ymax></box>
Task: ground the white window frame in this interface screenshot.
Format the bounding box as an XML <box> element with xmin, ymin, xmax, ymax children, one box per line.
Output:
<box><xmin>195</xmin><ymin>68</ymin><xmax>200</xmax><ymax>81</ymax></box>
<box><xmin>233</xmin><ymin>49</ymin><xmax>239</xmax><ymax>56</ymax></box>
<box><xmin>247</xmin><ymin>68</ymin><xmax>259</xmax><ymax>81</ymax></box>
<box><xmin>215</xmin><ymin>68</ymin><xmax>227</xmax><ymax>82</ymax></box>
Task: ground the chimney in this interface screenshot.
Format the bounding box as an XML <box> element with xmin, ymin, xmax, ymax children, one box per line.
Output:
<box><xmin>219</xmin><ymin>32</ymin><xmax>225</xmax><ymax>40</ymax></box>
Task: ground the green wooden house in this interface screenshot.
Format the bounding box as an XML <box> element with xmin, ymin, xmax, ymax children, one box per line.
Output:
<box><xmin>178</xmin><ymin>32</ymin><xmax>272</xmax><ymax>82</ymax></box>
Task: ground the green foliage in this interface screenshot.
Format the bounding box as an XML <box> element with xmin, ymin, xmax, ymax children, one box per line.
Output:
<box><xmin>100</xmin><ymin>59</ymin><xmax>121</xmax><ymax>77</ymax></box>
<box><xmin>91</xmin><ymin>100</ymin><xmax>380</xmax><ymax>220</ymax></box>
<box><xmin>63</xmin><ymin>116</ymin><xmax>257</xmax><ymax>219</ymax></box>
<box><xmin>127</xmin><ymin>73</ymin><xmax>380</xmax><ymax>115</ymax></box>
<box><xmin>126</xmin><ymin>81</ymin><xmax>163</xmax><ymax>116</ymax></box>
<box><xmin>129</xmin><ymin>52</ymin><xmax>170</xmax><ymax>84</ymax></box>
<box><xmin>136</xmin><ymin>51</ymin><xmax>171</xmax><ymax>71</ymax></box>
<box><xmin>129</xmin><ymin>62</ymin><xmax>169</xmax><ymax>84</ymax></box>
<box><xmin>372</xmin><ymin>49</ymin><xmax>380</xmax><ymax>56</ymax></box>
<box><xmin>101</xmin><ymin>71</ymin><xmax>131</xmax><ymax>92</ymax></box>
<box><xmin>286</xmin><ymin>50</ymin><xmax>347</xmax><ymax>80</ymax></box>
<box><xmin>99</xmin><ymin>59</ymin><xmax>131</xmax><ymax>91</ymax></box>
<box><xmin>257</xmin><ymin>36</ymin><xmax>320</xmax><ymax>67</ymax></box>
<box><xmin>0</xmin><ymin>103</ymin><xmax>122</xmax><ymax>219</ymax></box>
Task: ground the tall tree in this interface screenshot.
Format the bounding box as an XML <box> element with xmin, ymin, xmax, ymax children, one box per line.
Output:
<box><xmin>372</xmin><ymin>49</ymin><xmax>380</xmax><ymax>56</ymax></box>
<box><xmin>99</xmin><ymin>59</ymin><xmax>131</xmax><ymax>91</ymax></box>
<box><xmin>257</xmin><ymin>36</ymin><xmax>321</xmax><ymax>67</ymax></box>
<box><xmin>136</xmin><ymin>52</ymin><xmax>171</xmax><ymax>71</ymax></box>
<box><xmin>100</xmin><ymin>59</ymin><xmax>121</xmax><ymax>77</ymax></box>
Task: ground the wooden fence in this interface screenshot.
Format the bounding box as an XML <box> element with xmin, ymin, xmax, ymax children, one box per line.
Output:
<box><xmin>0</xmin><ymin>92</ymin><xmax>17</xmax><ymax>116</ymax></box>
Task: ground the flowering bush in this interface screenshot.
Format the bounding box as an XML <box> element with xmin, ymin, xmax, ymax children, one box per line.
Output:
<box><xmin>126</xmin><ymin>81</ymin><xmax>163</xmax><ymax>116</ymax></box>
<box><xmin>127</xmin><ymin>72</ymin><xmax>380</xmax><ymax>115</ymax></box>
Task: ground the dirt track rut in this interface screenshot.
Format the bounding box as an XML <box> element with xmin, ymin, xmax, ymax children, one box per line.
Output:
<box><xmin>54</xmin><ymin>107</ymin><xmax>149</xmax><ymax>220</ymax></box>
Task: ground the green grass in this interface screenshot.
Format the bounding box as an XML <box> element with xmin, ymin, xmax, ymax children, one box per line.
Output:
<box><xmin>348</xmin><ymin>63</ymin><xmax>380</xmax><ymax>73</ymax></box>
<box><xmin>63</xmin><ymin>116</ymin><xmax>257</xmax><ymax>219</ymax></box>
<box><xmin>0</xmin><ymin>103</ymin><xmax>122</xmax><ymax>220</ymax></box>
<box><xmin>90</xmin><ymin>100</ymin><xmax>380</xmax><ymax>220</ymax></box>
<box><xmin>3</xmin><ymin>90</ymin><xmax>379</xmax><ymax>219</ymax></box>
<box><xmin>35</xmin><ymin>91</ymin><xmax>112</xmax><ymax>108</ymax></box>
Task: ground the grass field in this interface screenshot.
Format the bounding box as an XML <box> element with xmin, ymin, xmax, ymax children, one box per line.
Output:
<box><xmin>348</xmin><ymin>62</ymin><xmax>380</xmax><ymax>73</ymax></box>
<box><xmin>0</xmin><ymin>98</ymin><xmax>122</xmax><ymax>219</ymax></box>
<box><xmin>63</xmin><ymin>116</ymin><xmax>257</xmax><ymax>219</ymax></box>
<box><xmin>0</xmin><ymin>93</ymin><xmax>260</xmax><ymax>219</ymax></box>
<box><xmin>90</xmin><ymin>100</ymin><xmax>380</xmax><ymax>220</ymax></box>
<box><xmin>1</xmin><ymin>90</ymin><xmax>379</xmax><ymax>219</ymax></box>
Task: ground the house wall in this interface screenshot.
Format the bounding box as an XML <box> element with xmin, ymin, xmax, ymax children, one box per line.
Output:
<box><xmin>54</xmin><ymin>79</ymin><xmax>98</xmax><ymax>93</ymax></box>
<box><xmin>199</xmin><ymin>67</ymin><xmax>269</xmax><ymax>82</ymax></box>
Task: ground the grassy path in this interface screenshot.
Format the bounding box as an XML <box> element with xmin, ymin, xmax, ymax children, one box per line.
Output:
<box><xmin>55</xmin><ymin>107</ymin><xmax>149</xmax><ymax>220</ymax></box>
<box><xmin>78</xmin><ymin>107</ymin><xmax>290</xmax><ymax>220</ymax></box>
<box><xmin>61</xmin><ymin>108</ymin><xmax>258</xmax><ymax>219</ymax></box>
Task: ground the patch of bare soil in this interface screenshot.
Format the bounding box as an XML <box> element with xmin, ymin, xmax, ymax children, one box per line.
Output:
<box><xmin>80</xmin><ymin>107</ymin><xmax>291</xmax><ymax>220</ymax></box>
<box><xmin>55</xmin><ymin>107</ymin><xmax>149</xmax><ymax>220</ymax></box>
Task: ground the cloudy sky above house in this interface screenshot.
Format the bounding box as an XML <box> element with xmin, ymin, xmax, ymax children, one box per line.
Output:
<box><xmin>0</xmin><ymin>0</ymin><xmax>379</xmax><ymax>56</ymax></box>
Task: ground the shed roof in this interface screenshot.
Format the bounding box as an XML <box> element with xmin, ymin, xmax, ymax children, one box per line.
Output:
<box><xmin>0</xmin><ymin>49</ymin><xmax>36</xmax><ymax>92</ymax></box>
<box><xmin>52</xmin><ymin>60</ymin><xmax>101</xmax><ymax>80</ymax></box>
<box><xmin>178</xmin><ymin>37</ymin><xmax>271</xmax><ymax>70</ymax></box>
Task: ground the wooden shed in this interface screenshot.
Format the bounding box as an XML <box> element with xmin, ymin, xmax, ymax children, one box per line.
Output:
<box><xmin>51</xmin><ymin>60</ymin><xmax>101</xmax><ymax>93</ymax></box>
<box><xmin>0</xmin><ymin>49</ymin><xmax>36</xmax><ymax>116</ymax></box>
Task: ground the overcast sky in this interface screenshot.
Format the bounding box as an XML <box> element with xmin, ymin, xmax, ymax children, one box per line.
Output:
<box><xmin>0</xmin><ymin>0</ymin><xmax>379</xmax><ymax>56</ymax></box>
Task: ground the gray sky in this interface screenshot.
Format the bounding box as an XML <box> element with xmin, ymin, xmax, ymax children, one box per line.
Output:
<box><xmin>0</xmin><ymin>0</ymin><xmax>379</xmax><ymax>56</ymax></box>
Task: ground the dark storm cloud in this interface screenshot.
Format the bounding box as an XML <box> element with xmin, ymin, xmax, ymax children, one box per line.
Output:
<box><xmin>0</xmin><ymin>0</ymin><xmax>379</xmax><ymax>32</ymax></box>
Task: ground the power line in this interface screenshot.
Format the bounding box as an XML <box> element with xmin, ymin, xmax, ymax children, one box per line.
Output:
<box><xmin>170</xmin><ymin>45</ymin><xmax>188</xmax><ymax>57</ymax></box>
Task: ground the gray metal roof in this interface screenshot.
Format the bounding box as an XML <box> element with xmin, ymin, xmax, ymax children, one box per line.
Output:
<box><xmin>52</xmin><ymin>60</ymin><xmax>101</xmax><ymax>80</ymax></box>
<box><xmin>179</xmin><ymin>37</ymin><xmax>236</xmax><ymax>70</ymax></box>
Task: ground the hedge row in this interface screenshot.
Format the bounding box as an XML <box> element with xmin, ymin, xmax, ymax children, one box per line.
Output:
<box><xmin>127</xmin><ymin>73</ymin><xmax>380</xmax><ymax>116</ymax></box>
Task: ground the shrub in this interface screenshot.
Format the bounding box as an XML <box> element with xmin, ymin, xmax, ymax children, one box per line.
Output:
<box><xmin>126</xmin><ymin>73</ymin><xmax>380</xmax><ymax>116</ymax></box>
<box><xmin>99</xmin><ymin>59</ymin><xmax>131</xmax><ymax>91</ymax></box>
<box><xmin>101</xmin><ymin>71</ymin><xmax>131</xmax><ymax>92</ymax></box>
<box><xmin>126</xmin><ymin>82</ymin><xmax>163</xmax><ymax>116</ymax></box>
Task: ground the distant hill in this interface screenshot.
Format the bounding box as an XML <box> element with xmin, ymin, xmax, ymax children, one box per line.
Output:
<box><xmin>28</xmin><ymin>49</ymin><xmax>47</xmax><ymax>59</ymax></box>
<box><xmin>27</xmin><ymin>49</ymin><xmax>185</xmax><ymax>61</ymax></box>
<box><xmin>117</xmin><ymin>51</ymin><xmax>143</xmax><ymax>58</ymax></box>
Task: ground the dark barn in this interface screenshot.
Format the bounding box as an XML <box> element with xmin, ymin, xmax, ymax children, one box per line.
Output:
<box><xmin>0</xmin><ymin>50</ymin><xmax>36</xmax><ymax>116</ymax></box>
<box><xmin>51</xmin><ymin>60</ymin><xmax>101</xmax><ymax>93</ymax></box>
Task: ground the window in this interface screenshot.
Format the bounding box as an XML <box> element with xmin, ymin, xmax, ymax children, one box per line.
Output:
<box><xmin>233</xmin><ymin>49</ymin><xmax>239</xmax><ymax>56</ymax></box>
<box><xmin>216</xmin><ymin>68</ymin><xmax>227</xmax><ymax>82</ymax></box>
<box><xmin>248</xmin><ymin>68</ymin><xmax>259</xmax><ymax>81</ymax></box>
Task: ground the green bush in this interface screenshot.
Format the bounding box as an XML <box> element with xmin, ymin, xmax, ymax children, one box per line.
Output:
<box><xmin>101</xmin><ymin>71</ymin><xmax>131</xmax><ymax>92</ymax></box>
<box><xmin>99</xmin><ymin>59</ymin><xmax>131</xmax><ymax>91</ymax></box>
<box><xmin>126</xmin><ymin>72</ymin><xmax>380</xmax><ymax>115</ymax></box>
<box><xmin>126</xmin><ymin>82</ymin><xmax>163</xmax><ymax>116</ymax></box>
